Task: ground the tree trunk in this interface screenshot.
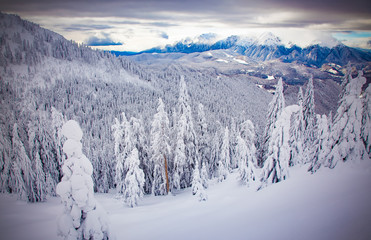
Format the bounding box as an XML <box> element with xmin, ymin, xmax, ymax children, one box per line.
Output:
<box><xmin>163</xmin><ymin>154</ymin><xmax>169</xmax><ymax>193</ymax></box>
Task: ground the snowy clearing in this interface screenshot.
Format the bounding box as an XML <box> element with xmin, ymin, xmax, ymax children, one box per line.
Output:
<box><xmin>1</xmin><ymin>160</ymin><xmax>371</xmax><ymax>240</ymax></box>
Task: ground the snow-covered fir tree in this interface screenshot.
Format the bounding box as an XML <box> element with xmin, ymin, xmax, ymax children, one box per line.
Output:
<box><xmin>220</xmin><ymin>126</ymin><xmax>231</xmax><ymax>172</ymax></box>
<box><xmin>196</xmin><ymin>103</ymin><xmax>211</xmax><ymax>176</ymax></box>
<box><xmin>112</xmin><ymin>112</ymin><xmax>133</xmax><ymax>196</ymax></box>
<box><xmin>200</xmin><ymin>162</ymin><xmax>209</xmax><ymax>189</ymax></box>
<box><xmin>237</xmin><ymin>120</ymin><xmax>257</xmax><ymax>185</ymax></box>
<box><xmin>51</xmin><ymin>107</ymin><xmax>66</xmax><ymax>166</ymax></box>
<box><xmin>56</xmin><ymin>120</ymin><xmax>111</xmax><ymax>240</ymax></box>
<box><xmin>362</xmin><ymin>84</ymin><xmax>371</xmax><ymax>156</ymax></box>
<box><xmin>209</xmin><ymin>122</ymin><xmax>223</xmax><ymax>179</ymax></box>
<box><xmin>326</xmin><ymin>71</ymin><xmax>368</xmax><ymax>168</ymax></box>
<box><xmin>0</xmin><ymin>121</ymin><xmax>12</xmax><ymax>193</ymax></box>
<box><xmin>150</xmin><ymin>98</ymin><xmax>171</xmax><ymax>196</ymax></box>
<box><xmin>173</xmin><ymin>76</ymin><xmax>197</xmax><ymax>190</ymax></box>
<box><xmin>309</xmin><ymin>114</ymin><xmax>331</xmax><ymax>173</ymax></box>
<box><xmin>260</xmin><ymin>105</ymin><xmax>299</xmax><ymax>189</ymax></box>
<box><xmin>10</xmin><ymin>123</ymin><xmax>35</xmax><ymax>201</ymax></box>
<box><xmin>229</xmin><ymin>118</ymin><xmax>239</xmax><ymax>169</ymax></box>
<box><xmin>259</xmin><ymin>78</ymin><xmax>285</xmax><ymax>167</ymax></box>
<box><xmin>130</xmin><ymin>116</ymin><xmax>150</xmax><ymax>194</ymax></box>
<box><xmin>302</xmin><ymin>76</ymin><xmax>317</xmax><ymax>164</ymax></box>
<box><xmin>289</xmin><ymin>87</ymin><xmax>305</xmax><ymax>166</ymax></box>
<box><xmin>192</xmin><ymin>161</ymin><xmax>207</xmax><ymax>201</ymax></box>
<box><xmin>217</xmin><ymin>160</ymin><xmax>228</xmax><ymax>182</ymax></box>
<box><xmin>240</xmin><ymin>120</ymin><xmax>258</xmax><ymax>168</ymax></box>
<box><xmin>123</xmin><ymin>148</ymin><xmax>145</xmax><ymax>208</ymax></box>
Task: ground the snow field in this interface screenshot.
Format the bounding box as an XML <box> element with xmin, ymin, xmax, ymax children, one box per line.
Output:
<box><xmin>1</xmin><ymin>160</ymin><xmax>370</xmax><ymax>240</ymax></box>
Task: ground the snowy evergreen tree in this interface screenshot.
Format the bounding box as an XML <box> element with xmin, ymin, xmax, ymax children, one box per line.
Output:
<box><xmin>302</xmin><ymin>76</ymin><xmax>317</xmax><ymax>163</ymax></box>
<box><xmin>289</xmin><ymin>87</ymin><xmax>305</xmax><ymax>166</ymax></box>
<box><xmin>326</xmin><ymin>71</ymin><xmax>368</xmax><ymax>168</ymax></box>
<box><xmin>237</xmin><ymin>120</ymin><xmax>257</xmax><ymax>185</ymax></box>
<box><xmin>240</xmin><ymin>120</ymin><xmax>258</xmax><ymax>168</ymax></box>
<box><xmin>196</xmin><ymin>103</ymin><xmax>211</xmax><ymax>175</ymax></box>
<box><xmin>32</xmin><ymin>151</ymin><xmax>47</xmax><ymax>202</ymax></box>
<box><xmin>0</xmin><ymin>122</ymin><xmax>12</xmax><ymax>193</ymax></box>
<box><xmin>191</xmin><ymin>161</ymin><xmax>207</xmax><ymax>201</ymax></box>
<box><xmin>200</xmin><ymin>162</ymin><xmax>209</xmax><ymax>189</ymax></box>
<box><xmin>309</xmin><ymin>114</ymin><xmax>331</xmax><ymax>173</ymax></box>
<box><xmin>209</xmin><ymin>123</ymin><xmax>223</xmax><ymax>179</ymax></box>
<box><xmin>123</xmin><ymin>148</ymin><xmax>145</xmax><ymax>208</ymax></box>
<box><xmin>260</xmin><ymin>105</ymin><xmax>299</xmax><ymax>189</ymax></box>
<box><xmin>150</xmin><ymin>98</ymin><xmax>171</xmax><ymax>196</ymax></box>
<box><xmin>10</xmin><ymin>123</ymin><xmax>35</xmax><ymax>201</ymax></box>
<box><xmin>28</xmin><ymin>109</ymin><xmax>59</xmax><ymax>200</ymax></box>
<box><xmin>56</xmin><ymin>120</ymin><xmax>111</xmax><ymax>240</ymax></box>
<box><xmin>259</xmin><ymin>78</ymin><xmax>285</xmax><ymax>167</ymax></box>
<box><xmin>220</xmin><ymin>126</ymin><xmax>231</xmax><ymax>172</ymax></box>
<box><xmin>217</xmin><ymin>160</ymin><xmax>228</xmax><ymax>182</ymax></box>
<box><xmin>112</xmin><ymin>112</ymin><xmax>133</xmax><ymax>196</ymax></box>
<box><xmin>130</xmin><ymin>116</ymin><xmax>150</xmax><ymax>194</ymax></box>
<box><xmin>51</xmin><ymin>107</ymin><xmax>65</xmax><ymax>166</ymax></box>
<box><xmin>362</xmin><ymin>84</ymin><xmax>371</xmax><ymax>156</ymax></box>
<box><xmin>173</xmin><ymin>76</ymin><xmax>197</xmax><ymax>190</ymax></box>
<box><xmin>229</xmin><ymin>118</ymin><xmax>239</xmax><ymax>169</ymax></box>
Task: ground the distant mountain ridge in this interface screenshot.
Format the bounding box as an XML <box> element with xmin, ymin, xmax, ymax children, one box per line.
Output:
<box><xmin>115</xmin><ymin>34</ymin><xmax>371</xmax><ymax>67</ymax></box>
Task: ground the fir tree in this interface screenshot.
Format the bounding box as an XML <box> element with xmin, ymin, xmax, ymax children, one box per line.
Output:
<box><xmin>260</xmin><ymin>105</ymin><xmax>299</xmax><ymax>189</ymax></box>
<box><xmin>173</xmin><ymin>76</ymin><xmax>197</xmax><ymax>189</ymax></box>
<box><xmin>362</xmin><ymin>84</ymin><xmax>371</xmax><ymax>156</ymax></box>
<box><xmin>123</xmin><ymin>148</ymin><xmax>145</xmax><ymax>208</ymax></box>
<box><xmin>112</xmin><ymin>112</ymin><xmax>133</xmax><ymax>196</ymax></box>
<box><xmin>150</xmin><ymin>98</ymin><xmax>171</xmax><ymax>196</ymax></box>
<box><xmin>289</xmin><ymin>87</ymin><xmax>305</xmax><ymax>166</ymax></box>
<box><xmin>191</xmin><ymin>161</ymin><xmax>207</xmax><ymax>201</ymax></box>
<box><xmin>10</xmin><ymin>123</ymin><xmax>35</xmax><ymax>201</ymax></box>
<box><xmin>237</xmin><ymin>120</ymin><xmax>257</xmax><ymax>185</ymax></box>
<box><xmin>326</xmin><ymin>71</ymin><xmax>368</xmax><ymax>168</ymax></box>
<box><xmin>240</xmin><ymin>120</ymin><xmax>258</xmax><ymax>168</ymax></box>
<box><xmin>196</xmin><ymin>103</ymin><xmax>211</xmax><ymax>176</ymax></box>
<box><xmin>309</xmin><ymin>114</ymin><xmax>330</xmax><ymax>173</ymax></box>
<box><xmin>259</xmin><ymin>78</ymin><xmax>285</xmax><ymax>167</ymax></box>
<box><xmin>229</xmin><ymin>118</ymin><xmax>239</xmax><ymax>169</ymax></box>
<box><xmin>56</xmin><ymin>120</ymin><xmax>111</xmax><ymax>240</ymax></box>
<box><xmin>200</xmin><ymin>162</ymin><xmax>209</xmax><ymax>189</ymax></box>
<box><xmin>302</xmin><ymin>76</ymin><xmax>317</xmax><ymax>163</ymax></box>
<box><xmin>220</xmin><ymin>126</ymin><xmax>231</xmax><ymax>172</ymax></box>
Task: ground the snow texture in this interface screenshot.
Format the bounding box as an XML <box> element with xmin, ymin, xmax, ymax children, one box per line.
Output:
<box><xmin>1</xmin><ymin>160</ymin><xmax>371</xmax><ymax>240</ymax></box>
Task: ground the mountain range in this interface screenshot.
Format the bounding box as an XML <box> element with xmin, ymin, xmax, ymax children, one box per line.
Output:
<box><xmin>115</xmin><ymin>32</ymin><xmax>371</xmax><ymax>68</ymax></box>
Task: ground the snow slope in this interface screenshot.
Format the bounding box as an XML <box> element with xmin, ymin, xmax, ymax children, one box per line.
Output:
<box><xmin>1</xmin><ymin>160</ymin><xmax>371</xmax><ymax>240</ymax></box>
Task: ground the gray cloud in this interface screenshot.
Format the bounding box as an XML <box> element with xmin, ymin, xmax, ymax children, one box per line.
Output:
<box><xmin>159</xmin><ymin>32</ymin><xmax>169</xmax><ymax>39</ymax></box>
<box><xmin>1</xmin><ymin>0</ymin><xmax>370</xmax><ymax>30</ymax></box>
<box><xmin>85</xmin><ymin>35</ymin><xmax>123</xmax><ymax>46</ymax></box>
<box><xmin>63</xmin><ymin>24</ymin><xmax>112</xmax><ymax>32</ymax></box>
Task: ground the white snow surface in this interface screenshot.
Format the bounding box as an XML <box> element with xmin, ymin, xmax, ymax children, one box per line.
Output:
<box><xmin>1</xmin><ymin>160</ymin><xmax>371</xmax><ymax>240</ymax></box>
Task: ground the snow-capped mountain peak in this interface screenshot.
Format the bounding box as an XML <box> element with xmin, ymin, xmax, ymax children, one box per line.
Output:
<box><xmin>255</xmin><ymin>32</ymin><xmax>282</xmax><ymax>46</ymax></box>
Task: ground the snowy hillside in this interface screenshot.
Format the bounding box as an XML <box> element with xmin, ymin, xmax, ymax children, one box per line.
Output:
<box><xmin>1</xmin><ymin>12</ymin><xmax>371</xmax><ymax>240</ymax></box>
<box><xmin>0</xmin><ymin>12</ymin><xmax>272</xmax><ymax>194</ymax></box>
<box><xmin>1</xmin><ymin>160</ymin><xmax>371</xmax><ymax>240</ymax></box>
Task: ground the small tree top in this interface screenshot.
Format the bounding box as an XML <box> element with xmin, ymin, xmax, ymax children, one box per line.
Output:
<box><xmin>61</xmin><ymin>120</ymin><xmax>83</xmax><ymax>141</ymax></box>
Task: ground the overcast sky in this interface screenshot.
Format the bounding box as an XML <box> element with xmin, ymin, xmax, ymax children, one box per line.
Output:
<box><xmin>1</xmin><ymin>0</ymin><xmax>371</xmax><ymax>51</ymax></box>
